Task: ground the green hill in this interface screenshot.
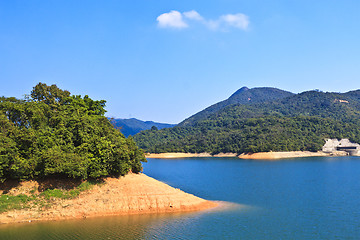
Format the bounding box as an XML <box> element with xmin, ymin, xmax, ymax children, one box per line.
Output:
<box><xmin>134</xmin><ymin>88</ymin><xmax>360</xmax><ymax>154</ymax></box>
<box><xmin>179</xmin><ymin>87</ymin><xmax>294</xmax><ymax>126</ymax></box>
<box><xmin>109</xmin><ymin>118</ymin><xmax>175</xmax><ymax>137</ymax></box>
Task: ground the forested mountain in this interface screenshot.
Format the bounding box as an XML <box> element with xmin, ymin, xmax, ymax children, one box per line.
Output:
<box><xmin>110</xmin><ymin>118</ymin><xmax>175</xmax><ymax>137</ymax></box>
<box><xmin>0</xmin><ymin>83</ymin><xmax>146</xmax><ymax>182</ymax></box>
<box><xmin>134</xmin><ymin>88</ymin><xmax>360</xmax><ymax>154</ymax></box>
<box><xmin>179</xmin><ymin>87</ymin><xmax>294</xmax><ymax>126</ymax></box>
<box><xmin>208</xmin><ymin>90</ymin><xmax>360</xmax><ymax>122</ymax></box>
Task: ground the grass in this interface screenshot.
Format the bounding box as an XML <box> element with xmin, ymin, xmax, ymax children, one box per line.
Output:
<box><xmin>0</xmin><ymin>180</ymin><xmax>100</xmax><ymax>213</ymax></box>
<box><xmin>0</xmin><ymin>194</ymin><xmax>34</xmax><ymax>213</ymax></box>
<box><xmin>40</xmin><ymin>181</ymin><xmax>96</xmax><ymax>200</ymax></box>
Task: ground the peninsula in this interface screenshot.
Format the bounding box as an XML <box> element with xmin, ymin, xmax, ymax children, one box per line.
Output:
<box><xmin>0</xmin><ymin>83</ymin><xmax>218</xmax><ymax>224</ymax></box>
<box><xmin>0</xmin><ymin>174</ymin><xmax>217</xmax><ymax>224</ymax></box>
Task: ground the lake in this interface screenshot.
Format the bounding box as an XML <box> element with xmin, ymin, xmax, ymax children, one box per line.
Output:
<box><xmin>1</xmin><ymin>156</ymin><xmax>360</xmax><ymax>239</ymax></box>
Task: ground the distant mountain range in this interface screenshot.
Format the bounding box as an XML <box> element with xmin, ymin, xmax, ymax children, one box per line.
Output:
<box><xmin>134</xmin><ymin>87</ymin><xmax>360</xmax><ymax>154</ymax></box>
<box><xmin>110</xmin><ymin>118</ymin><xmax>175</xmax><ymax>137</ymax></box>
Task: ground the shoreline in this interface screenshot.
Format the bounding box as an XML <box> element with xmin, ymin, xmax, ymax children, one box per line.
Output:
<box><xmin>146</xmin><ymin>151</ymin><xmax>353</xmax><ymax>160</ymax></box>
<box><xmin>238</xmin><ymin>151</ymin><xmax>332</xmax><ymax>159</ymax></box>
<box><xmin>0</xmin><ymin>173</ymin><xmax>218</xmax><ymax>224</ymax></box>
<box><xmin>145</xmin><ymin>152</ymin><xmax>238</xmax><ymax>158</ymax></box>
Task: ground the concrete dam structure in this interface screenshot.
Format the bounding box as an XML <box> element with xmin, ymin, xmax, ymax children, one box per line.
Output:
<box><xmin>322</xmin><ymin>139</ymin><xmax>360</xmax><ymax>156</ymax></box>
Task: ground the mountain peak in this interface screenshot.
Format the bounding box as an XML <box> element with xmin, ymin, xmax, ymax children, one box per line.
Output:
<box><xmin>229</xmin><ymin>87</ymin><xmax>249</xmax><ymax>98</ymax></box>
<box><xmin>239</xmin><ymin>86</ymin><xmax>249</xmax><ymax>92</ymax></box>
<box><xmin>179</xmin><ymin>87</ymin><xmax>294</xmax><ymax>126</ymax></box>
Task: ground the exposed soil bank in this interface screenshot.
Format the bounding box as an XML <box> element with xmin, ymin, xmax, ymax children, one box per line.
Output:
<box><xmin>146</xmin><ymin>151</ymin><xmax>354</xmax><ymax>160</ymax></box>
<box><xmin>146</xmin><ymin>153</ymin><xmax>238</xmax><ymax>158</ymax></box>
<box><xmin>238</xmin><ymin>151</ymin><xmax>333</xmax><ymax>159</ymax></box>
<box><xmin>0</xmin><ymin>174</ymin><xmax>218</xmax><ymax>224</ymax></box>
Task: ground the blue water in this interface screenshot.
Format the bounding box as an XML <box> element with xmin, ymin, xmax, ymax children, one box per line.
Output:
<box><xmin>1</xmin><ymin>156</ymin><xmax>360</xmax><ymax>239</ymax></box>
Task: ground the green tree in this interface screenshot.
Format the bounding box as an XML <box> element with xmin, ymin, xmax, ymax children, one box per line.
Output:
<box><xmin>0</xmin><ymin>83</ymin><xmax>146</xmax><ymax>182</ymax></box>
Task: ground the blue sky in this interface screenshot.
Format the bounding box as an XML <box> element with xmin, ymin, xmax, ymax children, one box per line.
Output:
<box><xmin>1</xmin><ymin>0</ymin><xmax>359</xmax><ymax>123</ymax></box>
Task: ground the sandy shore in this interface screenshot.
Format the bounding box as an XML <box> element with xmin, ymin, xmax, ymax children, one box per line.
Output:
<box><xmin>146</xmin><ymin>151</ymin><xmax>352</xmax><ymax>160</ymax></box>
<box><xmin>238</xmin><ymin>151</ymin><xmax>332</xmax><ymax>159</ymax></box>
<box><xmin>0</xmin><ymin>173</ymin><xmax>218</xmax><ymax>224</ymax></box>
<box><xmin>146</xmin><ymin>152</ymin><xmax>238</xmax><ymax>158</ymax></box>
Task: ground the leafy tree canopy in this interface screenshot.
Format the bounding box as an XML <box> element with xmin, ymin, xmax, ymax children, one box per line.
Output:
<box><xmin>0</xmin><ymin>83</ymin><xmax>146</xmax><ymax>182</ymax></box>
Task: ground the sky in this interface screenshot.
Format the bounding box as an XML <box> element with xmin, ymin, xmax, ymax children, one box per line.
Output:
<box><xmin>1</xmin><ymin>0</ymin><xmax>360</xmax><ymax>123</ymax></box>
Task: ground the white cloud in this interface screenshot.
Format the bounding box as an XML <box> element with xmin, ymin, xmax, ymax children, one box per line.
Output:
<box><xmin>156</xmin><ymin>10</ymin><xmax>188</xmax><ymax>29</ymax></box>
<box><xmin>183</xmin><ymin>10</ymin><xmax>204</xmax><ymax>21</ymax></box>
<box><xmin>156</xmin><ymin>10</ymin><xmax>250</xmax><ymax>31</ymax></box>
<box><xmin>220</xmin><ymin>13</ymin><xmax>249</xmax><ymax>30</ymax></box>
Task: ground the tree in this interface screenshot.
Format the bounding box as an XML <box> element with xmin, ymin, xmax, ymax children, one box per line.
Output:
<box><xmin>0</xmin><ymin>83</ymin><xmax>146</xmax><ymax>181</ymax></box>
<box><xmin>31</xmin><ymin>82</ymin><xmax>70</xmax><ymax>106</ymax></box>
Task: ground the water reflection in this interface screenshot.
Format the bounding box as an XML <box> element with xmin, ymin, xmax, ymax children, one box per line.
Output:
<box><xmin>0</xmin><ymin>213</ymin><xmax>187</xmax><ymax>240</ymax></box>
<box><xmin>0</xmin><ymin>201</ymin><xmax>248</xmax><ymax>240</ymax></box>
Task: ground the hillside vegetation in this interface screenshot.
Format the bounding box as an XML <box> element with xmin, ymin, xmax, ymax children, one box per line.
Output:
<box><xmin>134</xmin><ymin>88</ymin><xmax>360</xmax><ymax>154</ymax></box>
<box><xmin>0</xmin><ymin>83</ymin><xmax>146</xmax><ymax>182</ymax></box>
<box><xmin>179</xmin><ymin>87</ymin><xmax>294</xmax><ymax>126</ymax></box>
<box><xmin>110</xmin><ymin>118</ymin><xmax>175</xmax><ymax>137</ymax></box>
